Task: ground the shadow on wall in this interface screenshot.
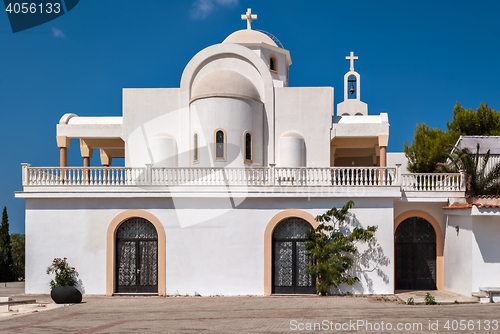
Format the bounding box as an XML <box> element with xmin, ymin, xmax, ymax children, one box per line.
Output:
<box><xmin>76</xmin><ymin>278</ymin><xmax>86</xmax><ymax>295</ymax></box>
<box><xmin>329</xmin><ymin>213</ymin><xmax>390</xmax><ymax>295</ymax></box>
<box><xmin>474</xmin><ymin>219</ymin><xmax>500</xmax><ymax>263</ymax></box>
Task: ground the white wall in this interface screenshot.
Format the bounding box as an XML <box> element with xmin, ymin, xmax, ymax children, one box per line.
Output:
<box><xmin>387</xmin><ymin>152</ymin><xmax>409</xmax><ymax>172</ymax></box>
<box><xmin>25</xmin><ymin>199</ymin><xmax>111</xmax><ymax>295</ymax></box>
<box><xmin>444</xmin><ymin>213</ymin><xmax>500</xmax><ymax>296</ymax></box>
<box><xmin>471</xmin><ymin>216</ymin><xmax>500</xmax><ymax>291</ymax></box>
<box><xmin>123</xmin><ymin>88</ymin><xmax>185</xmax><ymax>167</ymax></box>
<box><xmin>443</xmin><ymin>215</ymin><xmax>473</xmax><ymax>296</ymax></box>
<box><xmin>150</xmin><ymin>134</ymin><xmax>178</xmax><ymax>167</ymax></box>
<box><xmin>275</xmin><ymin>87</ymin><xmax>333</xmax><ymax>167</ymax></box>
<box><xmin>25</xmin><ymin>196</ymin><xmax>395</xmax><ymax>296</ymax></box>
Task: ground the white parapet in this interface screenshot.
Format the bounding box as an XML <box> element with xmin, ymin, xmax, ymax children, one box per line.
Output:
<box><xmin>21</xmin><ymin>166</ymin><xmax>399</xmax><ymax>187</ymax></box>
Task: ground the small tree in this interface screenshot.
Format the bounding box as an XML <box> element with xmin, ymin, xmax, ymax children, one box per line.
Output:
<box><xmin>0</xmin><ymin>207</ymin><xmax>15</xmax><ymax>282</ymax></box>
<box><xmin>404</xmin><ymin>102</ymin><xmax>500</xmax><ymax>173</ymax></box>
<box><xmin>404</xmin><ymin>122</ymin><xmax>458</xmax><ymax>173</ymax></box>
<box><xmin>447</xmin><ymin>102</ymin><xmax>500</xmax><ymax>136</ymax></box>
<box><xmin>305</xmin><ymin>201</ymin><xmax>377</xmax><ymax>296</ymax></box>
<box><xmin>10</xmin><ymin>234</ymin><xmax>25</xmax><ymax>281</ymax></box>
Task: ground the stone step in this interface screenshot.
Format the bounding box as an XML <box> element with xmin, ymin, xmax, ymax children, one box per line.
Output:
<box><xmin>479</xmin><ymin>287</ymin><xmax>500</xmax><ymax>294</ymax></box>
<box><xmin>0</xmin><ymin>299</ymin><xmax>38</xmax><ymax>312</ymax></box>
<box><xmin>113</xmin><ymin>293</ymin><xmax>158</xmax><ymax>297</ymax></box>
<box><xmin>471</xmin><ymin>292</ymin><xmax>488</xmax><ymax>298</ymax></box>
<box><xmin>477</xmin><ymin>287</ymin><xmax>500</xmax><ymax>303</ymax></box>
<box><xmin>0</xmin><ymin>299</ymin><xmax>37</xmax><ymax>306</ymax></box>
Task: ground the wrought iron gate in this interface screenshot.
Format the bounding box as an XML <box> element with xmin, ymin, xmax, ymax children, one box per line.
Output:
<box><xmin>395</xmin><ymin>217</ymin><xmax>436</xmax><ymax>290</ymax></box>
<box><xmin>116</xmin><ymin>218</ymin><xmax>158</xmax><ymax>293</ymax></box>
<box><xmin>272</xmin><ymin>218</ymin><xmax>315</xmax><ymax>294</ymax></box>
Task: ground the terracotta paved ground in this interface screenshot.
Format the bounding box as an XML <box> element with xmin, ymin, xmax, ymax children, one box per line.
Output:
<box><xmin>1</xmin><ymin>295</ymin><xmax>499</xmax><ymax>333</ymax></box>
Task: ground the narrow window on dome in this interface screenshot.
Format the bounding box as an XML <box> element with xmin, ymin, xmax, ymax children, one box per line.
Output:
<box><xmin>214</xmin><ymin>129</ymin><xmax>226</xmax><ymax>161</ymax></box>
<box><xmin>193</xmin><ymin>132</ymin><xmax>199</xmax><ymax>164</ymax></box>
<box><xmin>244</xmin><ymin>131</ymin><xmax>253</xmax><ymax>163</ymax></box>
<box><xmin>269</xmin><ymin>55</ymin><xmax>278</xmax><ymax>73</ymax></box>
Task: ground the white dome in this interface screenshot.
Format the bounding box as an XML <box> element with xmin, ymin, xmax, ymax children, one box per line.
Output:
<box><xmin>223</xmin><ymin>29</ymin><xmax>278</xmax><ymax>47</ymax></box>
<box><xmin>191</xmin><ymin>70</ymin><xmax>261</xmax><ymax>102</ymax></box>
<box><xmin>280</xmin><ymin>133</ymin><xmax>306</xmax><ymax>167</ymax></box>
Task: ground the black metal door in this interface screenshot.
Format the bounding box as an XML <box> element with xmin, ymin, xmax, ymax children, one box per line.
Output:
<box><xmin>395</xmin><ymin>217</ymin><xmax>436</xmax><ymax>290</ymax></box>
<box><xmin>116</xmin><ymin>218</ymin><xmax>158</xmax><ymax>293</ymax></box>
<box><xmin>272</xmin><ymin>218</ymin><xmax>315</xmax><ymax>294</ymax></box>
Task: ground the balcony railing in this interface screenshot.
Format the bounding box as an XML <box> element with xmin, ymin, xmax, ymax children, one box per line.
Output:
<box><xmin>20</xmin><ymin>164</ymin><xmax>465</xmax><ymax>192</ymax></box>
<box><xmin>401</xmin><ymin>173</ymin><xmax>465</xmax><ymax>192</ymax></box>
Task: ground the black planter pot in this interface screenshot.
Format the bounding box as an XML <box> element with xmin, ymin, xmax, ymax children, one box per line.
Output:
<box><xmin>50</xmin><ymin>286</ymin><xmax>82</xmax><ymax>304</ymax></box>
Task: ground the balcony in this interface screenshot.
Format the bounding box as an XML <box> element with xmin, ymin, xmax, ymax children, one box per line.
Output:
<box><xmin>20</xmin><ymin>164</ymin><xmax>465</xmax><ymax>195</ymax></box>
<box><xmin>401</xmin><ymin>173</ymin><xmax>464</xmax><ymax>192</ymax></box>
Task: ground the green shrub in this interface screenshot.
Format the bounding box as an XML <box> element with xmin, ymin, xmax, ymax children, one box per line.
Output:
<box><xmin>46</xmin><ymin>258</ymin><xmax>78</xmax><ymax>289</ymax></box>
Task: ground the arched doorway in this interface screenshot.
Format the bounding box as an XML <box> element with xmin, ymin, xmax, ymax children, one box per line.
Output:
<box><xmin>272</xmin><ymin>217</ymin><xmax>315</xmax><ymax>294</ymax></box>
<box><xmin>116</xmin><ymin>218</ymin><xmax>158</xmax><ymax>293</ymax></box>
<box><xmin>395</xmin><ymin>217</ymin><xmax>436</xmax><ymax>290</ymax></box>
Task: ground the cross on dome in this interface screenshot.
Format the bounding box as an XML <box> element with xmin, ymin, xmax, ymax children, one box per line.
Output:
<box><xmin>346</xmin><ymin>51</ymin><xmax>358</xmax><ymax>71</ymax></box>
<box><xmin>241</xmin><ymin>8</ymin><xmax>257</xmax><ymax>30</ymax></box>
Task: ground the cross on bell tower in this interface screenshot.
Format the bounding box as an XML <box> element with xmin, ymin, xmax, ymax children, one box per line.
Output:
<box><xmin>344</xmin><ymin>51</ymin><xmax>360</xmax><ymax>100</ymax></box>
<box><xmin>346</xmin><ymin>51</ymin><xmax>358</xmax><ymax>72</ymax></box>
<box><xmin>241</xmin><ymin>8</ymin><xmax>257</xmax><ymax>30</ymax></box>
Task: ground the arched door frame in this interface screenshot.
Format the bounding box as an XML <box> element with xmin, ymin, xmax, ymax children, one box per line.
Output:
<box><xmin>394</xmin><ymin>210</ymin><xmax>443</xmax><ymax>290</ymax></box>
<box><xmin>107</xmin><ymin>210</ymin><xmax>166</xmax><ymax>296</ymax></box>
<box><xmin>264</xmin><ymin>209</ymin><xmax>318</xmax><ymax>296</ymax></box>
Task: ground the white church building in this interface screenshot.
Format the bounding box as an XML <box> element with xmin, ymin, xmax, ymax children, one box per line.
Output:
<box><xmin>16</xmin><ymin>9</ymin><xmax>500</xmax><ymax>298</ymax></box>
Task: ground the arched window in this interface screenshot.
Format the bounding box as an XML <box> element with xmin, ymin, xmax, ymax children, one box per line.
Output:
<box><xmin>214</xmin><ymin>129</ymin><xmax>226</xmax><ymax>161</ymax></box>
<box><xmin>193</xmin><ymin>132</ymin><xmax>199</xmax><ymax>164</ymax></box>
<box><xmin>355</xmin><ymin>113</ymin><xmax>363</xmax><ymax>116</ymax></box>
<box><xmin>269</xmin><ymin>55</ymin><xmax>278</xmax><ymax>73</ymax></box>
<box><xmin>244</xmin><ymin>131</ymin><xmax>253</xmax><ymax>163</ymax></box>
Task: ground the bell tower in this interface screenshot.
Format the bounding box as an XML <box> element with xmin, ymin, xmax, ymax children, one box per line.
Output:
<box><xmin>336</xmin><ymin>51</ymin><xmax>368</xmax><ymax>116</ymax></box>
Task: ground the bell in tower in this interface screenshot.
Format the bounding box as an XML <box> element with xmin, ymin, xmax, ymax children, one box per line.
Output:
<box><xmin>348</xmin><ymin>75</ymin><xmax>356</xmax><ymax>98</ymax></box>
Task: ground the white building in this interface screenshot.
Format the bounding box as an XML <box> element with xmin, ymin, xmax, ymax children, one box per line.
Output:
<box><xmin>16</xmin><ymin>9</ymin><xmax>499</xmax><ymax>298</ymax></box>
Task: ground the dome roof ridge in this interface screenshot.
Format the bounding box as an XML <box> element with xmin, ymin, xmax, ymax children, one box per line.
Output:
<box><xmin>191</xmin><ymin>70</ymin><xmax>261</xmax><ymax>103</ymax></box>
<box><xmin>223</xmin><ymin>29</ymin><xmax>278</xmax><ymax>48</ymax></box>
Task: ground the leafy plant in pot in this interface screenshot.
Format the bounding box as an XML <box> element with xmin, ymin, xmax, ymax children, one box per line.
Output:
<box><xmin>46</xmin><ymin>258</ymin><xmax>82</xmax><ymax>304</ymax></box>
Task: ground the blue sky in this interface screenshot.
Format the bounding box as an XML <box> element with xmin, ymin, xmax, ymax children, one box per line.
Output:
<box><xmin>1</xmin><ymin>0</ymin><xmax>500</xmax><ymax>234</ymax></box>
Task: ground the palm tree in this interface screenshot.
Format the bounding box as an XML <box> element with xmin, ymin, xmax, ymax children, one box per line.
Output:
<box><xmin>437</xmin><ymin>144</ymin><xmax>500</xmax><ymax>196</ymax></box>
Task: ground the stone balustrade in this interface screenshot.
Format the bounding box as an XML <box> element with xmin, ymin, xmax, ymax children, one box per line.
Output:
<box><xmin>401</xmin><ymin>172</ymin><xmax>465</xmax><ymax>192</ymax></box>
<box><xmin>20</xmin><ymin>164</ymin><xmax>465</xmax><ymax>192</ymax></box>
